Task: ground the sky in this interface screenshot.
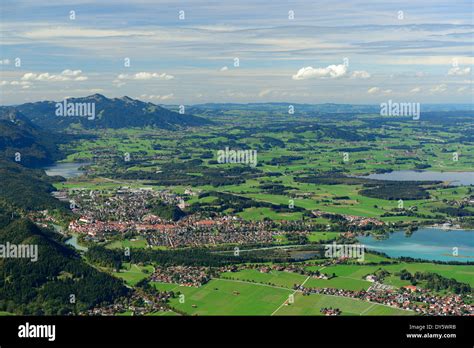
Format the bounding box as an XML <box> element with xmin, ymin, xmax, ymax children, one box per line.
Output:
<box><xmin>0</xmin><ymin>0</ymin><xmax>473</xmax><ymax>105</ymax></box>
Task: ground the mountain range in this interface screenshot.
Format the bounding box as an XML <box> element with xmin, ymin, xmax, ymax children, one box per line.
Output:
<box><xmin>0</xmin><ymin>108</ymin><xmax>62</xmax><ymax>167</ymax></box>
<box><xmin>4</xmin><ymin>94</ymin><xmax>212</xmax><ymax>131</ymax></box>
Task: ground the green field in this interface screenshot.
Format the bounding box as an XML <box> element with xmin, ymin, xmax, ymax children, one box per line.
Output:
<box><xmin>106</xmin><ymin>237</ymin><xmax>148</xmax><ymax>249</ymax></box>
<box><xmin>116</xmin><ymin>310</ymin><xmax>177</xmax><ymax>316</ymax></box>
<box><xmin>305</xmin><ymin>263</ymin><xmax>474</xmax><ymax>287</ymax></box>
<box><xmin>153</xmin><ymin>278</ymin><xmax>292</xmax><ymax>315</ymax></box>
<box><xmin>358</xmin><ymin>253</ymin><xmax>394</xmax><ymax>264</ymax></box>
<box><xmin>305</xmin><ymin>276</ymin><xmax>372</xmax><ymax>291</ymax></box>
<box><xmin>307</xmin><ymin>232</ymin><xmax>340</xmax><ymax>242</ymax></box>
<box><xmin>274</xmin><ymin>293</ymin><xmax>413</xmax><ymax>316</ymax></box>
<box><xmin>220</xmin><ymin>269</ymin><xmax>371</xmax><ymax>291</ymax></box>
<box><xmin>50</xmin><ymin>108</ymin><xmax>474</xmax><ymax>316</ymax></box>
<box><xmin>59</xmin><ymin>111</ymin><xmax>474</xmax><ymax>225</ymax></box>
<box><xmin>112</xmin><ymin>263</ymin><xmax>154</xmax><ymax>286</ymax></box>
<box><xmin>220</xmin><ymin>269</ymin><xmax>307</xmax><ymax>289</ymax></box>
<box><xmin>151</xmin><ymin>282</ymin><xmax>182</xmax><ymax>292</ymax></box>
<box><xmin>152</xmin><ymin>277</ymin><xmax>413</xmax><ymax>316</ymax></box>
<box><xmin>146</xmin><ymin>311</ymin><xmax>179</xmax><ymax>316</ymax></box>
<box><xmin>238</xmin><ymin>207</ymin><xmax>303</xmax><ymax>221</ymax></box>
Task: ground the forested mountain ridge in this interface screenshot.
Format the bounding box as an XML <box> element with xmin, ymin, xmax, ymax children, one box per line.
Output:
<box><xmin>0</xmin><ymin>108</ymin><xmax>62</xmax><ymax>167</ymax></box>
<box><xmin>0</xmin><ymin>219</ymin><xmax>128</xmax><ymax>315</ymax></box>
<box><xmin>0</xmin><ymin>159</ymin><xmax>67</xmax><ymax>212</ymax></box>
<box><xmin>6</xmin><ymin>94</ymin><xmax>212</xmax><ymax>131</ymax></box>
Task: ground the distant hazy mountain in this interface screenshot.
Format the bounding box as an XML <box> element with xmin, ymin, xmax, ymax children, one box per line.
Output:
<box><xmin>8</xmin><ymin>94</ymin><xmax>212</xmax><ymax>130</ymax></box>
<box><xmin>0</xmin><ymin>108</ymin><xmax>62</xmax><ymax>167</ymax></box>
<box><xmin>185</xmin><ymin>102</ymin><xmax>474</xmax><ymax>116</ymax></box>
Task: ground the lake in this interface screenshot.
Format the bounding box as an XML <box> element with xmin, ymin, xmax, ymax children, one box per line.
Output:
<box><xmin>358</xmin><ymin>228</ymin><xmax>474</xmax><ymax>262</ymax></box>
<box><xmin>355</xmin><ymin>170</ymin><xmax>474</xmax><ymax>186</ymax></box>
<box><xmin>44</xmin><ymin>162</ymin><xmax>90</xmax><ymax>179</ymax></box>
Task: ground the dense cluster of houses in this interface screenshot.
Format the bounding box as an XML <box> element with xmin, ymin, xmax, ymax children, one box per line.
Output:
<box><xmin>312</xmin><ymin>210</ymin><xmax>384</xmax><ymax>227</ymax></box>
<box><xmin>66</xmin><ymin>187</ymin><xmax>183</xmax><ymax>220</ymax></box>
<box><xmin>220</xmin><ymin>261</ymin><xmax>333</xmax><ymax>280</ymax></box>
<box><xmin>320</xmin><ymin>307</ymin><xmax>341</xmax><ymax>316</ymax></box>
<box><xmin>82</xmin><ymin>290</ymin><xmax>172</xmax><ymax>316</ymax></box>
<box><xmin>63</xmin><ymin>188</ymin><xmax>329</xmax><ymax>247</ymax></box>
<box><xmin>65</xmin><ymin>187</ymin><xmax>185</xmax><ymax>238</ymax></box>
<box><xmin>296</xmin><ymin>285</ymin><xmax>473</xmax><ymax>316</ymax></box>
<box><xmin>150</xmin><ymin>266</ymin><xmax>211</xmax><ymax>287</ymax></box>
<box><xmin>144</xmin><ymin>218</ymin><xmax>278</xmax><ymax>247</ymax></box>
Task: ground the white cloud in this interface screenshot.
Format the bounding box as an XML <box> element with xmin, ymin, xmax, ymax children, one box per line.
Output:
<box><xmin>447</xmin><ymin>66</ymin><xmax>471</xmax><ymax>76</ymax></box>
<box><xmin>225</xmin><ymin>90</ymin><xmax>249</xmax><ymax>98</ymax></box>
<box><xmin>118</xmin><ymin>72</ymin><xmax>174</xmax><ymax>80</ymax></box>
<box><xmin>292</xmin><ymin>65</ymin><xmax>369</xmax><ymax>80</ymax></box>
<box><xmin>139</xmin><ymin>93</ymin><xmax>174</xmax><ymax>101</ymax></box>
<box><xmin>160</xmin><ymin>93</ymin><xmax>174</xmax><ymax>100</ymax></box>
<box><xmin>367</xmin><ymin>87</ymin><xmax>391</xmax><ymax>95</ymax></box>
<box><xmin>21</xmin><ymin>73</ymin><xmax>37</xmax><ymax>81</ymax></box>
<box><xmin>0</xmin><ymin>79</ymin><xmax>33</xmax><ymax>89</ymax></box>
<box><xmin>112</xmin><ymin>79</ymin><xmax>126</xmax><ymax>87</ymax></box>
<box><xmin>61</xmin><ymin>69</ymin><xmax>82</xmax><ymax>77</ymax></box>
<box><xmin>430</xmin><ymin>84</ymin><xmax>447</xmax><ymax>93</ymax></box>
<box><xmin>20</xmin><ymin>70</ymin><xmax>88</xmax><ymax>82</ymax></box>
<box><xmin>258</xmin><ymin>88</ymin><xmax>272</xmax><ymax>97</ymax></box>
<box><xmin>23</xmin><ymin>27</ymin><xmax>146</xmax><ymax>39</ymax></box>
<box><xmin>457</xmin><ymin>86</ymin><xmax>469</xmax><ymax>93</ymax></box>
<box><xmin>292</xmin><ymin>64</ymin><xmax>347</xmax><ymax>80</ymax></box>
<box><xmin>351</xmin><ymin>70</ymin><xmax>370</xmax><ymax>79</ymax></box>
<box><xmin>410</xmin><ymin>87</ymin><xmax>422</xmax><ymax>93</ymax></box>
<box><xmin>385</xmin><ymin>57</ymin><xmax>474</xmax><ymax>66</ymax></box>
<box><xmin>2</xmin><ymin>5</ymin><xmax>473</xmax><ymax>105</ymax></box>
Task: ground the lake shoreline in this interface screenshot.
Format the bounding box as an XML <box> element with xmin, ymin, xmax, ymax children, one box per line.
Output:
<box><xmin>358</xmin><ymin>227</ymin><xmax>474</xmax><ymax>262</ymax></box>
<box><xmin>352</xmin><ymin>170</ymin><xmax>474</xmax><ymax>186</ymax></box>
<box><xmin>43</xmin><ymin>161</ymin><xmax>91</xmax><ymax>179</ymax></box>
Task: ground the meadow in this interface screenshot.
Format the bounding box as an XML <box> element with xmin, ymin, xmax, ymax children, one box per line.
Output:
<box><xmin>152</xmin><ymin>278</ymin><xmax>292</xmax><ymax>315</ymax></box>
<box><xmin>274</xmin><ymin>293</ymin><xmax>413</xmax><ymax>316</ymax></box>
<box><xmin>305</xmin><ymin>263</ymin><xmax>474</xmax><ymax>287</ymax></box>
<box><xmin>220</xmin><ymin>269</ymin><xmax>372</xmax><ymax>291</ymax></box>
<box><xmin>112</xmin><ymin>263</ymin><xmax>154</xmax><ymax>286</ymax></box>
<box><xmin>151</xmin><ymin>277</ymin><xmax>412</xmax><ymax>316</ymax></box>
<box><xmin>52</xmin><ymin>110</ymin><xmax>474</xmax><ymax>316</ymax></box>
<box><xmin>57</xmin><ymin>111</ymin><xmax>474</xmax><ymax>225</ymax></box>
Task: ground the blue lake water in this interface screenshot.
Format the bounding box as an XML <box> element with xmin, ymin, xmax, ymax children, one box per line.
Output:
<box><xmin>356</xmin><ymin>170</ymin><xmax>474</xmax><ymax>186</ymax></box>
<box><xmin>44</xmin><ymin>162</ymin><xmax>89</xmax><ymax>179</ymax></box>
<box><xmin>358</xmin><ymin>228</ymin><xmax>474</xmax><ymax>262</ymax></box>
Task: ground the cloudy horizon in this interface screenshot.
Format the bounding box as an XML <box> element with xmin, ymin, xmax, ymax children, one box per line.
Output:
<box><xmin>1</xmin><ymin>0</ymin><xmax>473</xmax><ymax>105</ymax></box>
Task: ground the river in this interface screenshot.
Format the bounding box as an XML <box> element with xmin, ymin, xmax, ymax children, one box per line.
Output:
<box><xmin>64</xmin><ymin>234</ymin><xmax>88</xmax><ymax>252</ymax></box>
